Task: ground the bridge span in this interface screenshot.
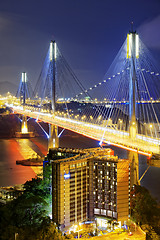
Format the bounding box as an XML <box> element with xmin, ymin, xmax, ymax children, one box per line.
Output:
<box><xmin>9</xmin><ymin>104</ymin><xmax>159</xmax><ymax>157</ymax></box>
<box><xmin>2</xmin><ymin>29</ymin><xmax>160</xmax><ymax>187</ymax></box>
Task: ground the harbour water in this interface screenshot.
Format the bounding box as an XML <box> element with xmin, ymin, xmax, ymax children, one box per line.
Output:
<box><xmin>0</xmin><ymin>130</ymin><xmax>160</xmax><ymax>201</ymax></box>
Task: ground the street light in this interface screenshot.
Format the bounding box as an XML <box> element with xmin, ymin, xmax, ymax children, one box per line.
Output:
<box><xmin>73</xmin><ymin>222</ymin><xmax>82</xmax><ymax>239</ymax></box>
<box><xmin>90</xmin><ymin>115</ymin><xmax>93</xmax><ymax>121</ymax></box>
<box><xmin>15</xmin><ymin>233</ymin><xmax>18</xmax><ymax>240</ymax></box>
<box><xmin>118</xmin><ymin>119</ymin><xmax>123</xmax><ymax>130</ymax></box>
<box><xmin>149</xmin><ymin>124</ymin><xmax>153</xmax><ymax>137</ymax></box>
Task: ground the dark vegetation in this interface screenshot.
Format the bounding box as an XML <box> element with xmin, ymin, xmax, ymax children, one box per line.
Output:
<box><xmin>0</xmin><ymin>176</ymin><xmax>64</xmax><ymax>240</ymax></box>
<box><xmin>131</xmin><ymin>185</ymin><xmax>160</xmax><ymax>239</ymax></box>
<box><xmin>1</xmin><ymin>179</ymin><xmax>160</xmax><ymax>239</ymax></box>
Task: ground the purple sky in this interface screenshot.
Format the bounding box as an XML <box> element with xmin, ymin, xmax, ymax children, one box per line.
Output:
<box><xmin>0</xmin><ymin>0</ymin><xmax>160</xmax><ymax>90</ymax></box>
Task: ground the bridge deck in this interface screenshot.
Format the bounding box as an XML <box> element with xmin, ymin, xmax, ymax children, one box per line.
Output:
<box><xmin>11</xmin><ymin>106</ymin><xmax>160</xmax><ymax>156</ymax></box>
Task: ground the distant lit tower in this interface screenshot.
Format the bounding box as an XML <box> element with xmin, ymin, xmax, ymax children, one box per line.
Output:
<box><xmin>16</xmin><ymin>72</ymin><xmax>29</xmax><ymax>105</ymax></box>
<box><xmin>48</xmin><ymin>41</ymin><xmax>59</xmax><ymax>149</ymax></box>
<box><xmin>127</xmin><ymin>30</ymin><xmax>139</xmax><ymax>187</ymax></box>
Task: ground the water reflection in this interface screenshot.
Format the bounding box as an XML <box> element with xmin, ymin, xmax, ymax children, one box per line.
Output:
<box><xmin>0</xmin><ymin>133</ymin><xmax>160</xmax><ymax>201</ymax></box>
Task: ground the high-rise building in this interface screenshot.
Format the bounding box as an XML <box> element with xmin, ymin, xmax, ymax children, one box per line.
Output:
<box><xmin>46</xmin><ymin>147</ymin><xmax>130</xmax><ymax>231</ymax></box>
<box><xmin>90</xmin><ymin>156</ymin><xmax>130</xmax><ymax>228</ymax></box>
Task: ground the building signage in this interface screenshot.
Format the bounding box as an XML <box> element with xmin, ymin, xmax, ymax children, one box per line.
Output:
<box><xmin>64</xmin><ymin>173</ymin><xmax>70</xmax><ymax>179</ymax></box>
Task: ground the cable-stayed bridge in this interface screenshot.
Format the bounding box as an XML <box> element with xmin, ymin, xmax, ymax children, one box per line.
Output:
<box><xmin>4</xmin><ymin>31</ymin><xmax>160</xmax><ymax>185</ymax></box>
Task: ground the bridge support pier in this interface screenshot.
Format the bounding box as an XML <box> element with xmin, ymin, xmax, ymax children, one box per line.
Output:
<box><xmin>128</xmin><ymin>151</ymin><xmax>139</xmax><ymax>188</ymax></box>
<box><xmin>21</xmin><ymin>115</ymin><xmax>28</xmax><ymax>134</ymax></box>
<box><xmin>15</xmin><ymin>115</ymin><xmax>34</xmax><ymax>138</ymax></box>
<box><xmin>48</xmin><ymin>124</ymin><xmax>59</xmax><ymax>150</ymax></box>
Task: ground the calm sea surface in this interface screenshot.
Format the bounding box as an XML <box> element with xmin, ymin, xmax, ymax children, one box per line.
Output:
<box><xmin>0</xmin><ymin>131</ymin><xmax>160</xmax><ymax>201</ymax></box>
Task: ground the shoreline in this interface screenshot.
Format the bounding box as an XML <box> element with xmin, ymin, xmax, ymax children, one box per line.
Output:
<box><xmin>16</xmin><ymin>158</ymin><xmax>44</xmax><ymax>166</ymax></box>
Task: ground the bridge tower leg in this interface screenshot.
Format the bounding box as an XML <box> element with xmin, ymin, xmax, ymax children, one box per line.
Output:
<box><xmin>48</xmin><ymin>124</ymin><xmax>59</xmax><ymax>149</ymax></box>
<box><xmin>127</xmin><ymin>31</ymin><xmax>139</xmax><ymax>187</ymax></box>
<box><xmin>21</xmin><ymin>72</ymin><xmax>28</xmax><ymax>134</ymax></box>
<box><xmin>16</xmin><ymin>72</ymin><xmax>35</xmax><ymax>137</ymax></box>
<box><xmin>48</xmin><ymin>41</ymin><xmax>59</xmax><ymax>150</ymax></box>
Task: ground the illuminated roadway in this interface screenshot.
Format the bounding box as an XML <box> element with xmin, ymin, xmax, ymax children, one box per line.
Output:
<box><xmin>7</xmin><ymin>104</ymin><xmax>160</xmax><ymax>157</ymax></box>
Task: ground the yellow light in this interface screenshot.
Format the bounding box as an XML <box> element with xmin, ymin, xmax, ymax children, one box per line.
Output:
<box><xmin>54</xmin><ymin>42</ymin><xmax>57</xmax><ymax>60</ymax></box>
<box><xmin>129</xmin><ymin>34</ymin><xmax>132</xmax><ymax>57</ymax></box>
<box><xmin>127</xmin><ymin>33</ymin><xmax>132</xmax><ymax>58</ymax></box>
<box><xmin>22</xmin><ymin>122</ymin><xmax>28</xmax><ymax>133</ymax></box>
<box><xmin>50</xmin><ymin>42</ymin><xmax>53</xmax><ymax>61</ymax></box>
<box><xmin>136</xmin><ymin>34</ymin><xmax>139</xmax><ymax>58</ymax></box>
<box><xmin>127</xmin><ymin>33</ymin><xmax>139</xmax><ymax>59</ymax></box>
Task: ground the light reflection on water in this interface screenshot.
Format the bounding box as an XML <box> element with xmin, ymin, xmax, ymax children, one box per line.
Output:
<box><xmin>16</xmin><ymin>139</ymin><xmax>38</xmax><ymax>159</ymax></box>
<box><xmin>0</xmin><ymin>133</ymin><xmax>160</xmax><ymax>201</ymax></box>
<box><xmin>0</xmin><ymin>138</ymin><xmax>42</xmax><ymax>187</ymax></box>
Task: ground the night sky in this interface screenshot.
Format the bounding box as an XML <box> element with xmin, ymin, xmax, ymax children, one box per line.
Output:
<box><xmin>0</xmin><ymin>0</ymin><xmax>160</xmax><ymax>90</ymax></box>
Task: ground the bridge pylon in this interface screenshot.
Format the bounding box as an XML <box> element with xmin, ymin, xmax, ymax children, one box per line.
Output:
<box><xmin>15</xmin><ymin>72</ymin><xmax>34</xmax><ymax>138</ymax></box>
<box><xmin>16</xmin><ymin>72</ymin><xmax>28</xmax><ymax>105</ymax></box>
<box><xmin>48</xmin><ymin>124</ymin><xmax>59</xmax><ymax>149</ymax></box>
<box><xmin>127</xmin><ymin>31</ymin><xmax>139</xmax><ymax>187</ymax></box>
<box><xmin>48</xmin><ymin>41</ymin><xmax>59</xmax><ymax>150</ymax></box>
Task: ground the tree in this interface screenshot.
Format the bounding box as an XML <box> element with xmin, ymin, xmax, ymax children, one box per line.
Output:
<box><xmin>0</xmin><ymin>177</ymin><xmax>52</xmax><ymax>239</ymax></box>
<box><xmin>16</xmin><ymin>218</ymin><xmax>64</xmax><ymax>240</ymax></box>
<box><xmin>141</xmin><ymin>224</ymin><xmax>160</xmax><ymax>240</ymax></box>
<box><xmin>130</xmin><ymin>185</ymin><xmax>160</xmax><ymax>226</ymax></box>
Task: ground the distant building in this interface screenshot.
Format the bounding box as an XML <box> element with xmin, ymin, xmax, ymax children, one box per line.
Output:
<box><xmin>0</xmin><ymin>186</ymin><xmax>23</xmax><ymax>204</ymax></box>
<box><xmin>45</xmin><ymin>147</ymin><xmax>130</xmax><ymax>231</ymax></box>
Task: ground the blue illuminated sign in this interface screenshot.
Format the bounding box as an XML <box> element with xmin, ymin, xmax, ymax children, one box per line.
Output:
<box><xmin>64</xmin><ymin>173</ymin><xmax>70</xmax><ymax>179</ymax></box>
